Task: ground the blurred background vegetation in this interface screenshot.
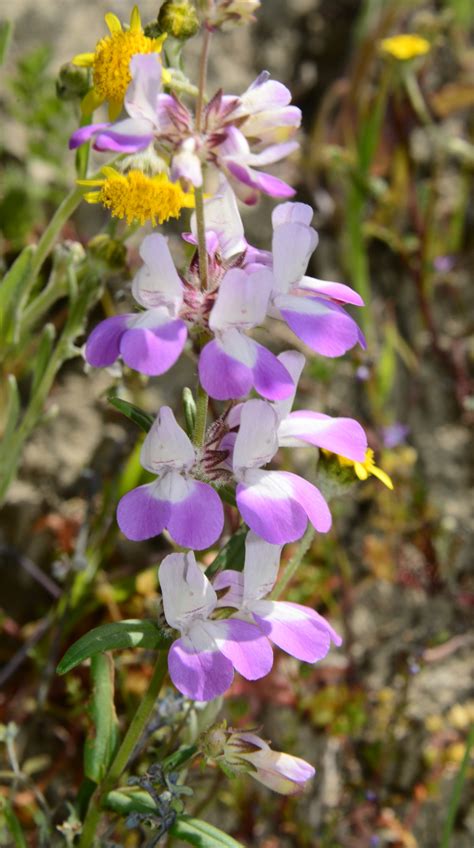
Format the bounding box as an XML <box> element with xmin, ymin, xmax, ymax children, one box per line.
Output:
<box><xmin>0</xmin><ymin>1</ymin><xmax>473</xmax><ymax>846</ymax></box>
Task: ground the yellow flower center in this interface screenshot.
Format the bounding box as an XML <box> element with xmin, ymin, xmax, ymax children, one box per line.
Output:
<box><xmin>88</xmin><ymin>169</ymin><xmax>194</xmax><ymax>226</ymax></box>
<box><xmin>92</xmin><ymin>30</ymin><xmax>156</xmax><ymax>103</ymax></box>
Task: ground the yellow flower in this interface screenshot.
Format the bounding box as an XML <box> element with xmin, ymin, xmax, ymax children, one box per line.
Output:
<box><xmin>78</xmin><ymin>167</ymin><xmax>195</xmax><ymax>226</ymax></box>
<box><xmin>380</xmin><ymin>34</ymin><xmax>431</xmax><ymax>62</ymax></box>
<box><xmin>336</xmin><ymin>448</ymin><xmax>394</xmax><ymax>490</ymax></box>
<box><xmin>72</xmin><ymin>6</ymin><xmax>166</xmax><ymax>119</ymax></box>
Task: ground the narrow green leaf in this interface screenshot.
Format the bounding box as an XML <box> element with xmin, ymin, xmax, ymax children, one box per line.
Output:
<box><xmin>104</xmin><ymin>789</ymin><xmax>156</xmax><ymax>816</ymax></box>
<box><xmin>30</xmin><ymin>324</ymin><xmax>56</xmax><ymax>395</ymax></box>
<box><xmin>0</xmin><ymin>21</ymin><xmax>13</xmax><ymax>66</ymax></box>
<box><xmin>84</xmin><ymin>653</ymin><xmax>120</xmax><ymax>783</ymax></box>
<box><xmin>108</xmin><ymin>396</ymin><xmax>154</xmax><ymax>433</ymax></box>
<box><xmin>182</xmin><ymin>387</ymin><xmax>196</xmax><ymax>437</ymax></box>
<box><xmin>1</xmin><ymin>375</ymin><xmax>20</xmax><ymax>448</ymax></box>
<box><xmin>1</xmin><ymin>800</ymin><xmax>28</xmax><ymax>848</ymax></box>
<box><xmin>57</xmin><ymin>620</ymin><xmax>172</xmax><ymax>675</ymax></box>
<box><xmin>0</xmin><ymin>246</ymin><xmax>35</xmax><ymax>345</ymax></box>
<box><xmin>205</xmin><ymin>527</ymin><xmax>247</xmax><ymax>579</ymax></box>
<box><xmin>171</xmin><ymin>816</ymin><xmax>246</xmax><ymax>847</ymax></box>
<box><xmin>162</xmin><ymin>745</ymin><xmax>198</xmax><ymax>773</ymax></box>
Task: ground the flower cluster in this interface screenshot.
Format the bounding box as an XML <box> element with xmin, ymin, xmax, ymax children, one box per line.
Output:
<box><xmin>71</xmin><ymin>3</ymin><xmax>390</xmax><ymax>799</ymax></box>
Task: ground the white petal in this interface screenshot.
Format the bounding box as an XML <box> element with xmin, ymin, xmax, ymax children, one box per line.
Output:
<box><xmin>191</xmin><ymin>179</ymin><xmax>246</xmax><ymax>259</ymax></box>
<box><xmin>133</xmin><ymin>234</ymin><xmax>183</xmax><ymax>312</ymax></box>
<box><xmin>126</xmin><ymin>54</ymin><xmax>162</xmax><ymax>125</ymax></box>
<box><xmin>209</xmin><ymin>268</ymin><xmax>272</xmax><ymax>331</ymax></box>
<box><xmin>272</xmin><ymin>202</ymin><xmax>313</xmax><ymax>228</ymax></box>
<box><xmin>272</xmin><ymin>350</ymin><xmax>306</xmax><ymax>420</ymax></box>
<box><xmin>141</xmin><ymin>407</ymin><xmax>195</xmax><ymax>473</ymax></box>
<box><xmin>243</xmin><ymin>531</ymin><xmax>282</xmax><ymax>603</ymax></box>
<box><xmin>271</xmin><ymin>222</ymin><xmax>318</xmax><ymax>293</ymax></box>
<box><xmin>233</xmin><ymin>399</ymin><xmax>279</xmax><ymax>473</ymax></box>
<box><xmin>159</xmin><ymin>551</ymin><xmax>216</xmax><ymax>630</ymax></box>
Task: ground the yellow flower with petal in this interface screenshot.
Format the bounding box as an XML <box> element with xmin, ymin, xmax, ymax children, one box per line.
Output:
<box><xmin>78</xmin><ymin>167</ymin><xmax>195</xmax><ymax>226</ymax></box>
<box><xmin>380</xmin><ymin>34</ymin><xmax>431</xmax><ymax>62</ymax></box>
<box><xmin>336</xmin><ymin>448</ymin><xmax>394</xmax><ymax>489</ymax></box>
<box><xmin>72</xmin><ymin>6</ymin><xmax>166</xmax><ymax>119</ymax></box>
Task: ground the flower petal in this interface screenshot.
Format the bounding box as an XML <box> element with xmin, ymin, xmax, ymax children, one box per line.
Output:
<box><xmin>278</xmin><ymin>411</ymin><xmax>367</xmax><ymax>461</ymax></box>
<box><xmin>204</xmin><ymin>618</ymin><xmax>273</xmax><ymax>681</ymax></box>
<box><xmin>298</xmin><ymin>276</ymin><xmax>364</xmax><ymax>306</ymax></box>
<box><xmin>251</xmin><ymin>599</ymin><xmax>340</xmax><ymax>662</ymax></box>
<box><xmin>272</xmin><ymin>350</ymin><xmax>306</xmax><ymax>420</ymax></box>
<box><xmin>159</xmin><ymin>551</ymin><xmax>216</xmax><ymax>630</ymax></box>
<box><xmin>168</xmin><ymin>628</ymin><xmax>234</xmax><ymax>700</ymax></box>
<box><xmin>69</xmin><ymin>122</ymin><xmax>110</xmax><ymax>149</ymax></box>
<box><xmin>141</xmin><ymin>408</ymin><xmax>195</xmax><ymax>474</ymax></box>
<box><xmin>191</xmin><ymin>180</ymin><xmax>246</xmax><ymax>259</ymax></box>
<box><xmin>85</xmin><ymin>314</ymin><xmax>130</xmax><ymax>367</ymax></box>
<box><xmin>252</xmin><ymin>342</ymin><xmax>295</xmax><ymax>401</ymax></box>
<box><xmin>243</xmin><ymin>748</ymin><xmax>315</xmax><ymax>795</ymax></box>
<box><xmin>236</xmin><ymin>471</ymin><xmax>308</xmax><ymax>544</ymax></box>
<box><xmin>233</xmin><ymin>400</ymin><xmax>279</xmax><ymax>473</ymax></box>
<box><xmin>116</xmin><ymin>481</ymin><xmax>170</xmax><ymax>541</ymax></box>
<box><xmin>272</xmin><ymin>202</ymin><xmax>314</xmax><ymax>228</ymax></box>
<box><xmin>133</xmin><ymin>233</ymin><xmax>183</xmax><ymax>311</ymax></box>
<box><xmin>199</xmin><ymin>335</ymin><xmax>254</xmax><ymax>401</ymax></box>
<box><xmin>120</xmin><ymin>318</ymin><xmax>187</xmax><ymax>376</ymax></box>
<box><xmin>242</xmin><ymin>531</ymin><xmax>282</xmax><ymax>602</ymax></box>
<box><xmin>166</xmin><ymin>479</ymin><xmax>224</xmax><ymax>550</ymax></box>
<box><xmin>209</xmin><ymin>267</ymin><xmax>272</xmax><ymax>332</ymax></box>
<box><xmin>125</xmin><ymin>54</ymin><xmax>162</xmax><ymax>125</ymax></box>
<box><xmin>277</xmin><ymin>294</ymin><xmax>363</xmax><ymax>357</ymax></box>
<box><xmin>271</xmin><ymin>222</ymin><xmax>318</xmax><ymax>293</ymax></box>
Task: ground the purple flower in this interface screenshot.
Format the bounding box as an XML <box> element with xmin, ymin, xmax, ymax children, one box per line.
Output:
<box><xmin>214</xmin><ymin>531</ymin><xmax>342</xmax><ymax>663</ymax></box>
<box><xmin>86</xmin><ymin>234</ymin><xmax>187</xmax><ymax>376</ymax></box>
<box><xmin>229</xmin><ymin>71</ymin><xmax>302</xmax><ymax>147</ymax></box>
<box><xmin>232</xmin><ymin>399</ymin><xmax>332</xmax><ymax>544</ymax></box>
<box><xmin>198</xmin><ymin>266</ymin><xmax>294</xmax><ymax>401</ymax></box>
<box><xmin>117</xmin><ymin>407</ymin><xmax>223</xmax><ymax>549</ymax></box>
<box><xmin>217</xmin><ymin>729</ymin><xmax>315</xmax><ymax>795</ymax></box>
<box><xmin>382</xmin><ymin>423</ymin><xmax>409</xmax><ymax>449</ymax></box>
<box><xmin>268</xmin><ymin>202</ymin><xmax>366</xmax><ymax>357</ymax></box>
<box><xmin>159</xmin><ymin>551</ymin><xmax>273</xmax><ymax>700</ymax></box>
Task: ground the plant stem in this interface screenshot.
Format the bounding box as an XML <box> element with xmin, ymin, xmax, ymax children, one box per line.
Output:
<box><xmin>78</xmin><ymin>652</ymin><xmax>168</xmax><ymax>848</ymax></box>
<box><xmin>30</xmin><ymin>186</ymin><xmax>84</xmax><ymax>281</ymax></box>
<box><xmin>440</xmin><ymin>723</ymin><xmax>474</xmax><ymax>848</ymax></box>
<box><xmin>270</xmin><ymin>525</ymin><xmax>315</xmax><ymax>600</ymax></box>
<box><xmin>193</xmin><ymin>381</ymin><xmax>209</xmax><ymax>447</ymax></box>
<box><xmin>195</xmin><ymin>27</ymin><xmax>211</xmax><ymax>132</ymax></box>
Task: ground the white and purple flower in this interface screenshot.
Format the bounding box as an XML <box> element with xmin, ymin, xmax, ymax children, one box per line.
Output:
<box><xmin>117</xmin><ymin>407</ymin><xmax>223</xmax><ymax>549</ymax></box>
<box><xmin>159</xmin><ymin>550</ymin><xmax>273</xmax><ymax>700</ymax></box>
<box><xmin>86</xmin><ymin>233</ymin><xmax>187</xmax><ymax>376</ymax></box>
<box><xmin>231</xmin><ymin>399</ymin><xmax>332</xmax><ymax>544</ymax></box>
<box><xmin>214</xmin><ymin>531</ymin><xmax>342</xmax><ymax>663</ymax></box>
<box><xmin>268</xmin><ymin>202</ymin><xmax>366</xmax><ymax>357</ymax></box>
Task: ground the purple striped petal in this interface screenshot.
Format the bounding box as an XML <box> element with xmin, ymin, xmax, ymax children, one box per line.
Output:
<box><xmin>168</xmin><ymin>634</ymin><xmax>234</xmax><ymax>701</ymax></box>
<box><xmin>117</xmin><ymin>482</ymin><xmax>171</xmax><ymax>541</ymax></box>
<box><xmin>85</xmin><ymin>314</ymin><xmax>131</xmax><ymax>367</ymax></box>
<box><xmin>120</xmin><ymin>319</ymin><xmax>187</xmax><ymax>376</ymax></box>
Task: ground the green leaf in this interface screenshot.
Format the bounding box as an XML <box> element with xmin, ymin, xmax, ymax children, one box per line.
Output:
<box><xmin>182</xmin><ymin>387</ymin><xmax>196</xmax><ymax>437</ymax></box>
<box><xmin>1</xmin><ymin>799</ymin><xmax>28</xmax><ymax>848</ymax></box>
<box><xmin>0</xmin><ymin>21</ymin><xmax>13</xmax><ymax>66</ymax></box>
<box><xmin>30</xmin><ymin>323</ymin><xmax>56</xmax><ymax>395</ymax></box>
<box><xmin>0</xmin><ymin>375</ymin><xmax>20</xmax><ymax>448</ymax></box>
<box><xmin>108</xmin><ymin>396</ymin><xmax>154</xmax><ymax>433</ymax></box>
<box><xmin>104</xmin><ymin>793</ymin><xmax>245</xmax><ymax>847</ymax></box>
<box><xmin>84</xmin><ymin>653</ymin><xmax>120</xmax><ymax>783</ymax></box>
<box><xmin>0</xmin><ymin>245</ymin><xmax>35</xmax><ymax>346</ymax></box>
<box><xmin>171</xmin><ymin>816</ymin><xmax>246</xmax><ymax>847</ymax></box>
<box><xmin>57</xmin><ymin>620</ymin><xmax>172</xmax><ymax>675</ymax></box>
<box><xmin>205</xmin><ymin>527</ymin><xmax>248</xmax><ymax>579</ymax></box>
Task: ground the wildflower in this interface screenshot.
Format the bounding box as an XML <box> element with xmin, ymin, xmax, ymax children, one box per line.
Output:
<box><xmin>215</xmin><ymin>531</ymin><xmax>342</xmax><ymax>662</ymax></box>
<box><xmin>158</xmin><ymin>0</ymin><xmax>200</xmax><ymax>39</ymax></box>
<box><xmin>224</xmin><ymin>70</ymin><xmax>302</xmax><ymax>146</ymax></box>
<box><xmin>159</xmin><ymin>551</ymin><xmax>273</xmax><ymax>700</ymax></box>
<box><xmin>78</xmin><ymin>166</ymin><xmax>194</xmax><ymax>226</ymax></box>
<box><xmin>203</xmin><ymin>725</ymin><xmax>315</xmax><ymax>795</ymax></box>
<box><xmin>202</xmin><ymin>1</ymin><xmax>261</xmax><ymax>30</ymax></box>
<box><xmin>267</xmin><ymin>202</ymin><xmax>365</xmax><ymax>357</ymax></box>
<box><xmin>86</xmin><ymin>234</ymin><xmax>187</xmax><ymax>376</ymax></box>
<box><xmin>198</xmin><ymin>266</ymin><xmax>295</xmax><ymax>401</ymax></box>
<box><xmin>117</xmin><ymin>407</ymin><xmax>224</xmax><ymax>548</ymax></box>
<box><xmin>380</xmin><ymin>34</ymin><xmax>431</xmax><ymax>62</ymax></box>
<box><xmin>72</xmin><ymin>6</ymin><xmax>166</xmax><ymax>118</ymax></box>
<box><xmin>336</xmin><ymin>448</ymin><xmax>394</xmax><ymax>489</ymax></box>
<box><xmin>232</xmin><ymin>399</ymin><xmax>332</xmax><ymax>544</ymax></box>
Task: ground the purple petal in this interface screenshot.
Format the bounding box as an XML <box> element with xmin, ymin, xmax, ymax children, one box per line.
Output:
<box><xmin>236</xmin><ymin>472</ymin><xmax>308</xmax><ymax>544</ymax></box>
<box><xmin>278</xmin><ymin>471</ymin><xmax>332</xmax><ymax>533</ymax></box>
<box><xmin>252</xmin><ymin>343</ymin><xmax>294</xmax><ymax>401</ymax></box>
<box><xmin>272</xmin><ymin>202</ymin><xmax>313</xmax><ymax>228</ymax></box>
<box><xmin>85</xmin><ymin>314</ymin><xmax>130</xmax><ymax>367</ymax></box>
<box><xmin>168</xmin><ymin>637</ymin><xmax>234</xmax><ymax>700</ymax></box>
<box><xmin>225</xmin><ymin>160</ymin><xmax>295</xmax><ymax>199</ymax></box>
<box><xmin>94</xmin><ymin>130</ymin><xmax>153</xmax><ymax>153</ymax></box>
<box><xmin>120</xmin><ymin>319</ymin><xmax>187</xmax><ymax>376</ymax></box>
<box><xmin>167</xmin><ymin>480</ymin><xmax>224</xmax><ymax>550</ymax></box>
<box><xmin>278</xmin><ymin>411</ymin><xmax>367</xmax><ymax>461</ymax></box>
<box><xmin>117</xmin><ymin>483</ymin><xmax>170</xmax><ymax>541</ymax></box>
<box><xmin>252</xmin><ymin>600</ymin><xmax>339</xmax><ymax>663</ymax></box>
<box><xmin>278</xmin><ymin>295</ymin><xmax>362</xmax><ymax>357</ymax></box>
<box><xmin>298</xmin><ymin>277</ymin><xmax>364</xmax><ymax>306</ymax></box>
<box><xmin>206</xmin><ymin>618</ymin><xmax>273</xmax><ymax>680</ymax></box>
<box><xmin>69</xmin><ymin>122</ymin><xmax>110</xmax><ymax>149</ymax></box>
<box><xmin>199</xmin><ymin>339</ymin><xmax>253</xmax><ymax>400</ymax></box>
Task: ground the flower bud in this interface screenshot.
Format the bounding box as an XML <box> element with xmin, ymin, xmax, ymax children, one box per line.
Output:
<box><xmin>87</xmin><ymin>235</ymin><xmax>127</xmax><ymax>270</ymax></box>
<box><xmin>158</xmin><ymin>1</ymin><xmax>200</xmax><ymax>39</ymax></box>
<box><xmin>200</xmin><ymin>0</ymin><xmax>260</xmax><ymax>30</ymax></box>
<box><xmin>56</xmin><ymin>63</ymin><xmax>90</xmax><ymax>102</ymax></box>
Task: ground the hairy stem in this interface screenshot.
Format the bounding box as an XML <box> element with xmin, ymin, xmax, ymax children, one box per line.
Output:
<box><xmin>78</xmin><ymin>652</ymin><xmax>168</xmax><ymax>848</ymax></box>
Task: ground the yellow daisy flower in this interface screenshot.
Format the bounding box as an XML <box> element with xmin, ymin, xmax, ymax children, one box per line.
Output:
<box><xmin>72</xmin><ymin>6</ymin><xmax>166</xmax><ymax>119</ymax></box>
<box><xmin>77</xmin><ymin>167</ymin><xmax>195</xmax><ymax>226</ymax></box>
<box><xmin>336</xmin><ymin>448</ymin><xmax>394</xmax><ymax>489</ymax></box>
<box><xmin>380</xmin><ymin>34</ymin><xmax>431</xmax><ymax>62</ymax></box>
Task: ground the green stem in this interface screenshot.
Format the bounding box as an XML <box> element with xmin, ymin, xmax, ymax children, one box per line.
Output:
<box><xmin>440</xmin><ymin>723</ymin><xmax>474</xmax><ymax>848</ymax></box>
<box><xmin>21</xmin><ymin>270</ymin><xmax>68</xmax><ymax>334</ymax></box>
<box><xmin>30</xmin><ymin>186</ymin><xmax>84</xmax><ymax>282</ymax></box>
<box><xmin>78</xmin><ymin>652</ymin><xmax>168</xmax><ymax>848</ymax></box>
<box><xmin>193</xmin><ymin>381</ymin><xmax>209</xmax><ymax>447</ymax></box>
<box><xmin>270</xmin><ymin>525</ymin><xmax>315</xmax><ymax>600</ymax></box>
